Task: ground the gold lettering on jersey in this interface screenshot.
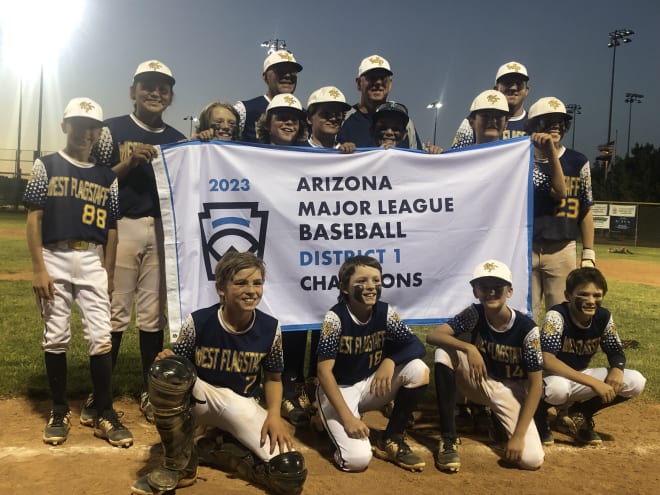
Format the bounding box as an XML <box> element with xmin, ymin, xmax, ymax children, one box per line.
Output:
<box><xmin>47</xmin><ymin>177</ymin><xmax>70</xmax><ymax>197</ymax></box>
<box><xmin>196</xmin><ymin>346</ymin><xmax>266</xmax><ymax>373</ymax></box>
<box><xmin>564</xmin><ymin>176</ymin><xmax>581</xmax><ymax>196</ymax></box>
<box><xmin>502</xmin><ymin>129</ymin><xmax>527</xmax><ymax>140</ymax></box>
<box><xmin>47</xmin><ymin>176</ymin><xmax>110</xmax><ymax>207</ymax></box>
<box><xmin>476</xmin><ymin>336</ymin><xmax>522</xmax><ymax>364</ymax></box>
<box><xmin>561</xmin><ymin>337</ymin><xmax>600</xmax><ymax>355</ymax></box>
<box><xmin>118</xmin><ymin>142</ymin><xmax>141</xmax><ymax>162</ymax></box>
<box><xmin>338</xmin><ymin>330</ymin><xmax>386</xmax><ymax>355</ymax></box>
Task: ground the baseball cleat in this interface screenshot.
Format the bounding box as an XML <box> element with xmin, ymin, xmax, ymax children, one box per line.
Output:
<box><xmin>373</xmin><ymin>433</ymin><xmax>425</xmax><ymax>472</ymax></box>
<box><xmin>281</xmin><ymin>398</ymin><xmax>310</xmax><ymax>426</ymax></box>
<box><xmin>540</xmin><ymin>428</ymin><xmax>555</xmax><ymax>446</ymax></box>
<box><xmin>79</xmin><ymin>393</ymin><xmax>96</xmax><ymax>426</ymax></box>
<box><xmin>570</xmin><ymin>412</ymin><xmax>602</xmax><ymax>446</ymax></box>
<box><xmin>95</xmin><ymin>409</ymin><xmax>133</xmax><ymax>448</ymax></box>
<box><xmin>435</xmin><ymin>438</ymin><xmax>460</xmax><ymax>472</ymax></box>
<box><xmin>43</xmin><ymin>409</ymin><xmax>72</xmax><ymax>445</ymax></box>
<box><xmin>140</xmin><ymin>391</ymin><xmax>155</xmax><ymax>424</ymax></box>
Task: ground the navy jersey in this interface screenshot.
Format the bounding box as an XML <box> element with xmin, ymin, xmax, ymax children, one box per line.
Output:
<box><xmin>541</xmin><ymin>302</ymin><xmax>626</xmax><ymax>371</ymax></box>
<box><xmin>447</xmin><ymin>304</ymin><xmax>543</xmax><ymax>380</ymax></box>
<box><xmin>22</xmin><ymin>151</ymin><xmax>119</xmax><ymax>244</ymax></box>
<box><xmin>317</xmin><ymin>300</ymin><xmax>426</xmax><ymax>386</ymax></box>
<box><xmin>235</xmin><ymin>95</ymin><xmax>269</xmax><ymax>143</ymax></box>
<box><xmin>450</xmin><ymin>111</ymin><xmax>528</xmax><ymax>149</ymax></box>
<box><xmin>91</xmin><ymin>114</ymin><xmax>185</xmax><ymax>218</ymax></box>
<box><xmin>533</xmin><ymin>147</ymin><xmax>594</xmax><ymax>241</ymax></box>
<box><xmin>173</xmin><ymin>304</ymin><xmax>284</xmax><ymax>398</ymax></box>
<box><xmin>338</xmin><ymin>105</ymin><xmax>422</xmax><ymax>149</ymax></box>
<box><xmin>502</xmin><ymin>113</ymin><xmax>528</xmax><ymax>140</ymax></box>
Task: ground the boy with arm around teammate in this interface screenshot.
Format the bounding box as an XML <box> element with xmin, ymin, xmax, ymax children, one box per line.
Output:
<box><xmin>316</xmin><ymin>256</ymin><xmax>429</xmax><ymax>472</ymax></box>
<box><xmin>426</xmin><ymin>260</ymin><xmax>544</xmax><ymax>472</ymax></box>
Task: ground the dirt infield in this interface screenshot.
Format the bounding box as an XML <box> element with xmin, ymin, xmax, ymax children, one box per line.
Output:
<box><xmin>0</xmin><ymin>398</ymin><xmax>658</xmax><ymax>495</ymax></box>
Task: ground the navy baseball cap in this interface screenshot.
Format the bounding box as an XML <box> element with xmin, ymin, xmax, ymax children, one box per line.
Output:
<box><xmin>373</xmin><ymin>101</ymin><xmax>409</xmax><ymax>127</ymax></box>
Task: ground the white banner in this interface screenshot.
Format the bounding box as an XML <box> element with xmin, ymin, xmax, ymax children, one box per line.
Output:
<box><xmin>154</xmin><ymin>138</ymin><xmax>533</xmax><ymax>340</ymax></box>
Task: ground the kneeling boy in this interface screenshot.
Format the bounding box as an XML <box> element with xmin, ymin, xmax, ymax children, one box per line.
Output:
<box><xmin>316</xmin><ymin>256</ymin><xmax>429</xmax><ymax>472</ymax></box>
<box><xmin>536</xmin><ymin>267</ymin><xmax>646</xmax><ymax>445</ymax></box>
<box><xmin>427</xmin><ymin>260</ymin><xmax>544</xmax><ymax>472</ymax></box>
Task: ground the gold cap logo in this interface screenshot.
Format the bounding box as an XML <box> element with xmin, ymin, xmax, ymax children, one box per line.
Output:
<box><xmin>483</xmin><ymin>261</ymin><xmax>498</xmax><ymax>272</ymax></box>
<box><xmin>79</xmin><ymin>101</ymin><xmax>95</xmax><ymax>113</ymax></box>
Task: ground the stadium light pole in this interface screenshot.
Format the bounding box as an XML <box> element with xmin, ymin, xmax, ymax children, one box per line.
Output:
<box><xmin>183</xmin><ymin>116</ymin><xmax>198</xmax><ymax>136</ymax></box>
<box><xmin>606</xmin><ymin>29</ymin><xmax>634</xmax><ymax>147</ymax></box>
<box><xmin>261</xmin><ymin>38</ymin><xmax>287</xmax><ymax>54</ymax></box>
<box><xmin>566</xmin><ymin>104</ymin><xmax>581</xmax><ymax>149</ymax></box>
<box><xmin>36</xmin><ymin>65</ymin><xmax>44</xmax><ymax>159</ymax></box>
<box><xmin>426</xmin><ymin>101</ymin><xmax>443</xmax><ymax>146</ymax></box>
<box><xmin>624</xmin><ymin>93</ymin><xmax>643</xmax><ymax>156</ymax></box>
<box><xmin>15</xmin><ymin>80</ymin><xmax>24</xmax><ymax>178</ymax></box>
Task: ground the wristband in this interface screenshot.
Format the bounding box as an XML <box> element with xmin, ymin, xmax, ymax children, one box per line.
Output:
<box><xmin>581</xmin><ymin>248</ymin><xmax>596</xmax><ymax>267</ymax></box>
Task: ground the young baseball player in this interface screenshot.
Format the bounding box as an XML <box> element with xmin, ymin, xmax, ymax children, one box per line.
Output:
<box><xmin>306</xmin><ymin>85</ymin><xmax>356</xmax><ymax>152</ymax></box>
<box><xmin>536</xmin><ymin>267</ymin><xmax>646</xmax><ymax>446</ymax></box>
<box><xmin>528</xmin><ymin>97</ymin><xmax>594</xmax><ymax>322</ymax></box>
<box><xmin>256</xmin><ymin>93</ymin><xmax>308</xmax><ymax>146</ymax></box>
<box><xmin>191</xmin><ymin>101</ymin><xmax>240</xmax><ymax>141</ymax></box>
<box><xmin>316</xmin><ymin>256</ymin><xmax>429</xmax><ymax>472</ymax></box>
<box><xmin>371</xmin><ymin>102</ymin><xmax>442</xmax><ymax>153</ymax></box>
<box><xmin>235</xmin><ymin>50</ymin><xmax>303</xmax><ymax>143</ymax></box>
<box><xmin>24</xmin><ymin>97</ymin><xmax>133</xmax><ymax>448</ymax></box>
<box><xmin>451</xmin><ymin>61</ymin><xmax>530</xmax><ymax>149</ymax></box>
<box><xmin>130</xmin><ymin>251</ymin><xmax>307</xmax><ymax>495</ymax></box>
<box><xmin>426</xmin><ymin>260</ymin><xmax>544</xmax><ymax>472</ymax></box>
<box><xmin>82</xmin><ymin>59</ymin><xmax>186</xmax><ymax>425</ymax></box>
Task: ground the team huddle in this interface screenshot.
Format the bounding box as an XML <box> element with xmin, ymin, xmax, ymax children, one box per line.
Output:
<box><xmin>22</xmin><ymin>52</ymin><xmax>646</xmax><ymax>495</ymax></box>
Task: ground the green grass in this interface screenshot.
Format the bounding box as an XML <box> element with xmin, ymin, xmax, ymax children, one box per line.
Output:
<box><xmin>595</xmin><ymin>244</ymin><xmax>660</xmax><ymax>265</ymax></box>
<box><xmin>1</xmin><ymin>210</ymin><xmax>658</xmax><ymax>403</ymax></box>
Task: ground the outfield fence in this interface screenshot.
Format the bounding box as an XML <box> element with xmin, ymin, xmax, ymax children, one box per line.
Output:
<box><xmin>593</xmin><ymin>202</ymin><xmax>660</xmax><ymax>248</ymax></box>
